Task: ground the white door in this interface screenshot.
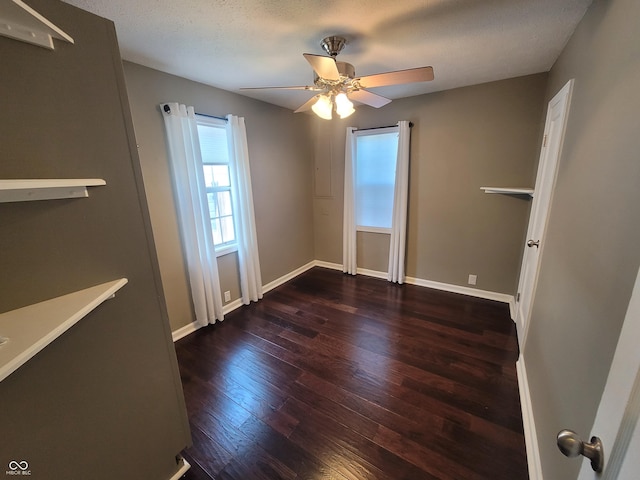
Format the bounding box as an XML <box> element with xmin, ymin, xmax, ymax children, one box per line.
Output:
<box><xmin>515</xmin><ymin>79</ymin><xmax>574</xmax><ymax>346</ymax></box>
<box><xmin>564</xmin><ymin>265</ymin><xmax>640</xmax><ymax>479</ymax></box>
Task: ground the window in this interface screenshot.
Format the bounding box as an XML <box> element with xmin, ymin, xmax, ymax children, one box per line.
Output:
<box><xmin>354</xmin><ymin>128</ymin><xmax>399</xmax><ymax>233</ymax></box>
<box><xmin>196</xmin><ymin>115</ymin><xmax>236</xmax><ymax>255</ymax></box>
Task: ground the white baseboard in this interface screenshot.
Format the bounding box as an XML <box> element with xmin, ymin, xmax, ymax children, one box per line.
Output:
<box><xmin>405</xmin><ymin>275</ymin><xmax>514</xmax><ymax>305</ymax></box>
<box><xmin>171</xmin><ymin>321</ymin><xmax>201</xmax><ymax>342</ymax></box>
<box><xmin>171</xmin><ymin>260</ymin><xmax>515</xmax><ymax>341</ymax></box>
<box><xmin>171</xmin><ymin>299</ymin><xmax>247</xmax><ymax>342</ymax></box>
<box><xmin>263</xmin><ymin>260</ymin><xmax>316</xmax><ymax>294</ymax></box>
<box><xmin>314</xmin><ymin>262</ymin><xmax>514</xmax><ymax>305</ymax></box>
<box><xmin>357</xmin><ymin>267</ymin><xmax>388</xmax><ymax>279</ymax></box>
<box><xmin>302</xmin><ymin>261</ymin><xmax>390</xmax><ymax>281</ymax></box>
<box><xmin>223</xmin><ymin>298</ymin><xmax>243</xmax><ymax>315</ymax></box>
<box><xmin>167</xmin><ymin>456</ymin><xmax>190</xmax><ymax>480</ymax></box>
<box><xmin>509</xmin><ymin>297</ymin><xmax>517</xmax><ymax>321</ymax></box>
<box><xmin>517</xmin><ymin>356</ymin><xmax>543</xmax><ymax>480</ymax></box>
<box><xmin>222</xmin><ymin>262</ymin><xmax>317</xmax><ymax>315</ymax></box>
<box><xmin>314</xmin><ymin>260</ymin><xmax>342</xmax><ymax>271</ymax></box>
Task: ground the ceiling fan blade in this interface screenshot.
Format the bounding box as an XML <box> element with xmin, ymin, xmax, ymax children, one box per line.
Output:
<box><xmin>303</xmin><ymin>53</ymin><xmax>340</xmax><ymax>81</ymax></box>
<box><xmin>294</xmin><ymin>95</ymin><xmax>319</xmax><ymax>113</ymax></box>
<box><xmin>240</xmin><ymin>85</ymin><xmax>318</xmax><ymax>91</ymax></box>
<box><xmin>358</xmin><ymin>66</ymin><xmax>434</xmax><ymax>88</ymax></box>
<box><xmin>349</xmin><ymin>89</ymin><xmax>392</xmax><ymax>108</ymax></box>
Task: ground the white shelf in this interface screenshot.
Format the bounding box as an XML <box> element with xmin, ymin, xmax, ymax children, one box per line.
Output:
<box><xmin>0</xmin><ymin>179</ymin><xmax>106</xmax><ymax>203</ymax></box>
<box><xmin>480</xmin><ymin>187</ymin><xmax>534</xmax><ymax>197</ymax></box>
<box><xmin>0</xmin><ymin>0</ymin><xmax>74</xmax><ymax>49</ymax></box>
<box><xmin>0</xmin><ymin>278</ymin><xmax>128</xmax><ymax>382</ymax></box>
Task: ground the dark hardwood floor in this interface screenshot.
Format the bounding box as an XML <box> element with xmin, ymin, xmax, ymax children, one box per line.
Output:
<box><xmin>175</xmin><ymin>267</ymin><xmax>528</xmax><ymax>480</ymax></box>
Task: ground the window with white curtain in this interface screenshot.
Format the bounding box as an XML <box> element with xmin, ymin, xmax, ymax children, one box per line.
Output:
<box><xmin>354</xmin><ymin>128</ymin><xmax>400</xmax><ymax>233</ymax></box>
<box><xmin>196</xmin><ymin>114</ymin><xmax>237</xmax><ymax>256</ymax></box>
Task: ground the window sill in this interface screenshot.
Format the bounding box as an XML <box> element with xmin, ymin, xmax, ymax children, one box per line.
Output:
<box><xmin>215</xmin><ymin>244</ymin><xmax>238</xmax><ymax>258</ymax></box>
<box><xmin>356</xmin><ymin>226</ymin><xmax>392</xmax><ymax>234</ymax></box>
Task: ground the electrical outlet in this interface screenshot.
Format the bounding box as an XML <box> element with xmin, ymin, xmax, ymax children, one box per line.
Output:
<box><xmin>468</xmin><ymin>274</ymin><xmax>477</xmax><ymax>286</ymax></box>
<box><xmin>224</xmin><ymin>291</ymin><xmax>231</xmax><ymax>302</ymax></box>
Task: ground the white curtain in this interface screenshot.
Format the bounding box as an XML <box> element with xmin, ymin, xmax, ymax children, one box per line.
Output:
<box><xmin>387</xmin><ymin>121</ymin><xmax>411</xmax><ymax>283</ymax></box>
<box><xmin>342</xmin><ymin>127</ymin><xmax>357</xmax><ymax>275</ymax></box>
<box><xmin>161</xmin><ymin>103</ymin><xmax>224</xmax><ymax>326</ymax></box>
<box><xmin>226</xmin><ymin>115</ymin><xmax>263</xmax><ymax>304</ymax></box>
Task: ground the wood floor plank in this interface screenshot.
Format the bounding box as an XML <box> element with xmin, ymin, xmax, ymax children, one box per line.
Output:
<box><xmin>181</xmin><ymin>450</ymin><xmax>216</xmax><ymax>480</ymax></box>
<box><xmin>175</xmin><ymin>267</ymin><xmax>528</xmax><ymax>479</ymax></box>
<box><xmin>294</xmin><ymin>370</ymin><xmax>525</xmax><ymax>478</ymax></box>
<box><xmin>283</xmin><ymin>402</ymin><xmax>407</xmax><ymax>480</ymax></box>
<box><xmin>184</xmin><ymin>425</ymin><xmax>235</xmax><ymax>477</ymax></box>
<box><xmin>238</xmin><ymin>414</ymin><xmax>353</xmax><ymax>480</ymax></box>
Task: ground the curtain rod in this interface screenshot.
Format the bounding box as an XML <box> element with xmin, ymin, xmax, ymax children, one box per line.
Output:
<box><xmin>195</xmin><ymin>112</ymin><xmax>228</xmax><ymax>122</ymax></box>
<box><xmin>354</xmin><ymin>122</ymin><xmax>413</xmax><ymax>131</ymax></box>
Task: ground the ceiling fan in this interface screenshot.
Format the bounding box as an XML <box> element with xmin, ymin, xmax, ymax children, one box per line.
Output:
<box><xmin>241</xmin><ymin>35</ymin><xmax>434</xmax><ymax>120</ymax></box>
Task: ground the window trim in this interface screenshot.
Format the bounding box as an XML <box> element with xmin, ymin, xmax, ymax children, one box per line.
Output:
<box><xmin>195</xmin><ymin>114</ymin><xmax>239</xmax><ymax>258</ymax></box>
<box><xmin>353</xmin><ymin>126</ymin><xmax>399</xmax><ymax>138</ymax></box>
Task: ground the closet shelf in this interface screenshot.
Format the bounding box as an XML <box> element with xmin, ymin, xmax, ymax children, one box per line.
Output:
<box><xmin>0</xmin><ymin>0</ymin><xmax>74</xmax><ymax>49</ymax></box>
<box><xmin>480</xmin><ymin>187</ymin><xmax>534</xmax><ymax>197</ymax></box>
<box><xmin>0</xmin><ymin>179</ymin><xmax>106</xmax><ymax>203</ymax></box>
<box><xmin>0</xmin><ymin>278</ymin><xmax>128</xmax><ymax>382</ymax></box>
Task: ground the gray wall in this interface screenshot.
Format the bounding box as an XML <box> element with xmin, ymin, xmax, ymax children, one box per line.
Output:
<box><xmin>0</xmin><ymin>1</ymin><xmax>190</xmax><ymax>478</ymax></box>
<box><xmin>523</xmin><ymin>0</ymin><xmax>640</xmax><ymax>478</ymax></box>
<box><xmin>123</xmin><ymin>62</ymin><xmax>315</xmax><ymax>332</ymax></box>
<box><xmin>313</xmin><ymin>74</ymin><xmax>548</xmax><ymax>294</ymax></box>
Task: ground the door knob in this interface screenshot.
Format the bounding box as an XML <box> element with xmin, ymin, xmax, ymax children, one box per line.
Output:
<box><xmin>527</xmin><ymin>239</ymin><xmax>540</xmax><ymax>248</ymax></box>
<box><xmin>557</xmin><ymin>429</ymin><xmax>604</xmax><ymax>472</ymax></box>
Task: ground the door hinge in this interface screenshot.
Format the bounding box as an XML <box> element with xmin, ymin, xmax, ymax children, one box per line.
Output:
<box><xmin>516</xmin><ymin>292</ymin><xmax>521</xmax><ymax>302</ymax></box>
<box><xmin>543</xmin><ymin>134</ymin><xmax>548</xmax><ymax>147</ymax></box>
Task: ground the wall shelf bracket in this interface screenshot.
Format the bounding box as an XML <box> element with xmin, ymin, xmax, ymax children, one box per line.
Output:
<box><xmin>0</xmin><ymin>0</ymin><xmax>74</xmax><ymax>50</ymax></box>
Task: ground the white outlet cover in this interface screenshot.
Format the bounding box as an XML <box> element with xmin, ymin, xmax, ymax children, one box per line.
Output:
<box><xmin>468</xmin><ymin>275</ymin><xmax>477</xmax><ymax>285</ymax></box>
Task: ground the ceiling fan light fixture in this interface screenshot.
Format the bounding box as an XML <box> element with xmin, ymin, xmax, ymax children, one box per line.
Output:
<box><xmin>311</xmin><ymin>94</ymin><xmax>333</xmax><ymax>120</ymax></box>
<box><xmin>335</xmin><ymin>92</ymin><xmax>355</xmax><ymax>119</ymax></box>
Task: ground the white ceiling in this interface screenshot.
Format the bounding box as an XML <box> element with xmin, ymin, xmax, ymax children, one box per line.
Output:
<box><xmin>61</xmin><ymin>0</ymin><xmax>592</xmax><ymax>111</ymax></box>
